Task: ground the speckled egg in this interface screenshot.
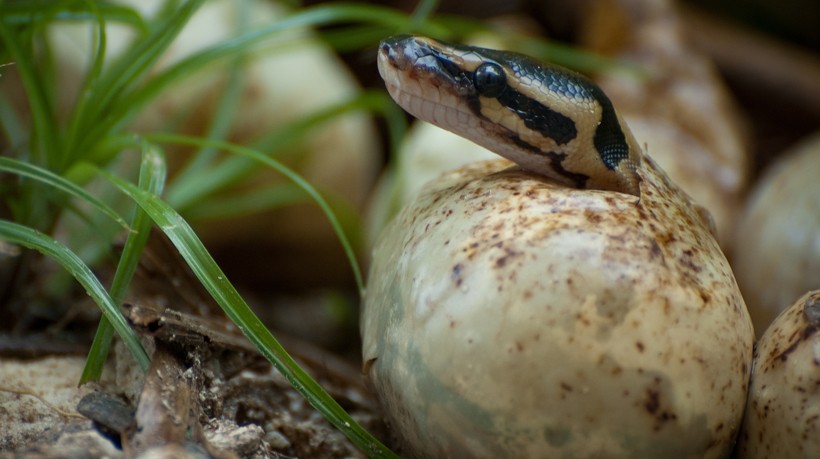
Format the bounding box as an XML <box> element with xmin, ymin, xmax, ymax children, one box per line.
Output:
<box><xmin>732</xmin><ymin>132</ymin><xmax>820</xmax><ymax>335</ymax></box>
<box><xmin>361</xmin><ymin>157</ymin><xmax>754</xmax><ymax>458</ymax></box>
<box><xmin>736</xmin><ymin>290</ymin><xmax>820</xmax><ymax>458</ymax></box>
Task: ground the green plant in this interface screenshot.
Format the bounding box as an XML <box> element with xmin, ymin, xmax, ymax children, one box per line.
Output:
<box><xmin>0</xmin><ymin>1</ymin><xmax>413</xmax><ymax>455</ymax></box>
<box><xmin>0</xmin><ymin>0</ymin><xmax>623</xmax><ymax>456</ymax></box>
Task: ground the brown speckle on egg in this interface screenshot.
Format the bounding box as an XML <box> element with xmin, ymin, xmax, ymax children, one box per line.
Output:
<box><xmin>737</xmin><ymin>290</ymin><xmax>820</xmax><ymax>458</ymax></box>
<box><xmin>362</xmin><ymin>158</ymin><xmax>753</xmax><ymax>458</ymax></box>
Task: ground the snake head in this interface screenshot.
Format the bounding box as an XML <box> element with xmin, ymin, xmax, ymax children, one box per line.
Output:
<box><xmin>378</xmin><ymin>35</ymin><xmax>643</xmax><ymax>196</ymax></box>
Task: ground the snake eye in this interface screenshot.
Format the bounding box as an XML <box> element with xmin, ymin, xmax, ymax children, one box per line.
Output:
<box><xmin>474</xmin><ymin>63</ymin><xmax>506</xmax><ymax>97</ymax></box>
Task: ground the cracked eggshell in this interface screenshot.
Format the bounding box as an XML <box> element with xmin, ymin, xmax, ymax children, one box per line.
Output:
<box><xmin>583</xmin><ymin>0</ymin><xmax>750</xmax><ymax>247</ymax></box>
<box><xmin>362</xmin><ymin>158</ymin><xmax>753</xmax><ymax>458</ymax></box>
<box><xmin>737</xmin><ymin>290</ymin><xmax>820</xmax><ymax>458</ymax></box>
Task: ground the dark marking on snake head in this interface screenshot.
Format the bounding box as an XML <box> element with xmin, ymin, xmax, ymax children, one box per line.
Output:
<box><xmin>419</xmin><ymin>41</ymin><xmax>579</xmax><ymax>147</ymax></box>
<box><xmin>588</xmin><ymin>85</ymin><xmax>630</xmax><ymax>170</ymax></box>
<box><xmin>495</xmin><ymin>89</ymin><xmax>578</xmax><ymax>145</ymax></box>
<box><xmin>489</xmin><ymin>45</ymin><xmax>630</xmax><ymax>171</ymax></box>
<box><xmin>508</xmin><ymin>136</ymin><xmax>590</xmax><ymax>188</ymax></box>
<box><xmin>474</xmin><ymin>49</ymin><xmax>587</xmax><ymax>146</ymax></box>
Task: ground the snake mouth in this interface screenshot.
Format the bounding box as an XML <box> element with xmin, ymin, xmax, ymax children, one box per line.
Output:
<box><xmin>378</xmin><ymin>36</ymin><xmax>474</xmax><ymax>96</ymax></box>
<box><xmin>377</xmin><ymin>36</ymin><xmax>550</xmax><ymax>169</ymax></box>
<box><xmin>377</xmin><ymin>37</ymin><xmax>480</xmax><ymax>131</ymax></box>
<box><xmin>378</xmin><ymin>36</ymin><xmax>486</xmax><ymax>129</ymax></box>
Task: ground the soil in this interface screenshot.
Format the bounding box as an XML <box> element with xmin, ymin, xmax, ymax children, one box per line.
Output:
<box><xmin>0</xmin><ymin>234</ymin><xmax>388</xmax><ymax>458</ymax></box>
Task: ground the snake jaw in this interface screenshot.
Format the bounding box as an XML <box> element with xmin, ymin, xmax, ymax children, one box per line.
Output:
<box><xmin>378</xmin><ymin>38</ymin><xmax>483</xmax><ymax>142</ymax></box>
<box><xmin>378</xmin><ymin>37</ymin><xmax>475</xmax><ymax>103</ymax></box>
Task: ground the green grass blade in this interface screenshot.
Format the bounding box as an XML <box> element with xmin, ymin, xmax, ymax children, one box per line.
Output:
<box><xmin>91</xmin><ymin>0</ymin><xmax>204</xmax><ymax>114</ymax></box>
<box><xmin>183</xmin><ymin>183</ymin><xmax>306</xmax><ymax>220</ymax></box>
<box><xmin>0</xmin><ymin>1</ymin><xmax>147</xmax><ymax>30</ymax></box>
<box><xmin>0</xmin><ymin>156</ymin><xmax>130</xmax><ymax>231</ymax></box>
<box><xmin>98</xmin><ymin>169</ymin><xmax>397</xmax><ymax>458</ymax></box>
<box><xmin>0</xmin><ymin>12</ymin><xmax>60</xmax><ymax>168</ymax></box>
<box><xmin>0</xmin><ymin>91</ymin><xmax>25</xmax><ymax>149</ymax></box>
<box><xmin>167</xmin><ymin>6</ymin><xmax>252</xmax><ymax>193</ymax></box>
<box><xmin>0</xmin><ymin>219</ymin><xmax>150</xmax><ymax>371</ymax></box>
<box><xmin>69</xmin><ymin>0</ymin><xmax>205</xmax><ymax>166</ymax></box>
<box><xmin>79</xmin><ymin>3</ymin><xmax>446</xmax><ymax>158</ymax></box>
<box><xmin>168</xmin><ymin>91</ymin><xmax>386</xmax><ymax>211</ymax></box>
<box><xmin>411</xmin><ymin>0</ymin><xmax>440</xmax><ymax>23</ymax></box>
<box><xmin>81</xmin><ymin>310</ymin><xmax>117</xmax><ymax>384</ymax></box>
<box><xmin>319</xmin><ymin>24</ymin><xmax>396</xmax><ymax>52</ymax></box>
<box><xmin>81</xmin><ymin>140</ymin><xmax>167</xmax><ymax>383</ymax></box>
<box><xmin>372</xmin><ymin>90</ymin><xmax>408</xmax><ymax>162</ymax></box>
<box><xmin>168</xmin><ymin>63</ymin><xmax>246</xmax><ymax>190</ymax></box>
<box><xmin>63</xmin><ymin>0</ymin><xmax>109</xmax><ymax>170</ymax></box>
<box><xmin>150</xmin><ymin>133</ymin><xmax>363</xmax><ymax>295</ymax></box>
